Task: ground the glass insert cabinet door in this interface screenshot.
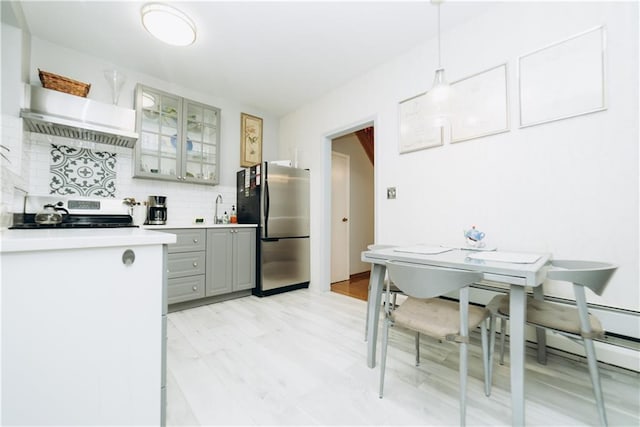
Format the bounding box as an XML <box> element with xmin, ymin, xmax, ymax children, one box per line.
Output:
<box><xmin>134</xmin><ymin>84</ymin><xmax>221</xmax><ymax>185</ymax></box>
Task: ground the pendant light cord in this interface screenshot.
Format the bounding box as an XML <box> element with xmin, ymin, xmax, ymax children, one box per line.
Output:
<box><xmin>437</xmin><ymin>2</ymin><xmax>442</xmax><ymax>68</ymax></box>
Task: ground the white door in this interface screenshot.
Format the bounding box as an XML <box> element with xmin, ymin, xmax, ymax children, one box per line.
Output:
<box><xmin>331</xmin><ymin>151</ymin><xmax>350</xmax><ymax>283</ymax></box>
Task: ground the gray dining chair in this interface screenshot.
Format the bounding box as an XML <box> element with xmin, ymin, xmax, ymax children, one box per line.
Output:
<box><xmin>487</xmin><ymin>260</ymin><xmax>617</xmax><ymax>427</ymax></box>
<box><xmin>364</xmin><ymin>244</ymin><xmax>403</xmax><ymax>341</ymax></box>
<box><xmin>379</xmin><ymin>260</ymin><xmax>490</xmax><ymax>426</ymax></box>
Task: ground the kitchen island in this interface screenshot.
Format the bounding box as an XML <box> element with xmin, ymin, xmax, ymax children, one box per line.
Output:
<box><xmin>0</xmin><ymin>228</ymin><xmax>176</xmax><ymax>425</ymax></box>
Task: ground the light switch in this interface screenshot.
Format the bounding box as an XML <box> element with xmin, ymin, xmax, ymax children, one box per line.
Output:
<box><xmin>387</xmin><ymin>187</ymin><xmax>396</xmax><ymax>199</ymax></box>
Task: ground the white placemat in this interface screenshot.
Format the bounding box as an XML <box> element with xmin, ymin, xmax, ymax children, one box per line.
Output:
<box><xmin>394</xmin><ymin>246</ymin><xmax>453</xmax><ymax>255</ymax></box>
<box><xmin>444</xmin><ymin>244</ymin><xmax>497</xmax><ymax>252</ymax></box>
<box><xmin>466</xmin><ymin>251</ymin><xmax>541</xmax><ymax>264</ymax></box>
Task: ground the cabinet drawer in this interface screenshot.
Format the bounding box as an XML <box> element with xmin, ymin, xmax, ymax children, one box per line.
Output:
<box><xmin>168</xmin><ymin>275</ymin><xmax>205</xmax><ymax>304</ymax></box>
<box><xmin>166</xmin><ymin>229</ymin><xmax>206</xmax><ymax>253</ymax></box>
<box><xmin>167</xmin><ymin>252</ymin><xmax>206</xmax><ymax>278</ymax></box>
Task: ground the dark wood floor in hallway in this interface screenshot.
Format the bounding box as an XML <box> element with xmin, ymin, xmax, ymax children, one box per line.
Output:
<box><xmin>330</xmin><ymin>271</ymin><xmax>369</xmax><ymax>301</ymax></box>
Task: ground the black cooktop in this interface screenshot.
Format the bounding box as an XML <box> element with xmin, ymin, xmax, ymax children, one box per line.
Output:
<box><xmin>10</xmin><ymin>223</ymin><xmax>139</xmax><ymax>229</ymax></box>
<box><xmin>9</xmin><ymin>214</ymin><xmax>137</xmax><ymax>229</ymax></box>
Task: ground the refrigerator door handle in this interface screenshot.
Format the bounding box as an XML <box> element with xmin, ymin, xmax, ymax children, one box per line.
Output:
<box><xmin>264</xmin><ymin>179</ymin><xmax>270</xmax><ymax>236</ymax></box>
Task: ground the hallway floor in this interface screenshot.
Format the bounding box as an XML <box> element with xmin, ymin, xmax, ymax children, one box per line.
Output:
<box><xmin>330</xmin><ymin>271</ymin><xmax>370</xmax><ymax>301</ymax></box>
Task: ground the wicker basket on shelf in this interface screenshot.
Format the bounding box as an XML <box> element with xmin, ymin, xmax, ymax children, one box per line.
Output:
<box><xmin>38</xmin><ymin>69</ymin><xmax>91</xmax><ymax>97</ymax></box>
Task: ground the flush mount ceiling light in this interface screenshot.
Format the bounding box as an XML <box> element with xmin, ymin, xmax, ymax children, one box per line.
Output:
<box><xmin>141</xmin><ymin>3</ymin><xmax>196</xmax><ymax>46</ymax></box>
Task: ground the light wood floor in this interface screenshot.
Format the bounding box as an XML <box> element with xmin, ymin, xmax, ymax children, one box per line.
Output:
<box><xmin>166</xmin><ymin>289</ymin><xmax>640</xmax><ymax>426</ymax></box>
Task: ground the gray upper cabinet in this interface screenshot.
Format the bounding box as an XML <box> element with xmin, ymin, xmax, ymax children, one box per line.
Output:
<box><xmin>134</xmin><ymin>84</ymin><xmax>221</xmax><ymax>185</ymax></box>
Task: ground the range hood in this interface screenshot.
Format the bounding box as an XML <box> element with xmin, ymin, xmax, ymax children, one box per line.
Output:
<box><xmin>20</xmin><ymin>85</ymin><xmax>138</xmax><ymax>148</ymax></box>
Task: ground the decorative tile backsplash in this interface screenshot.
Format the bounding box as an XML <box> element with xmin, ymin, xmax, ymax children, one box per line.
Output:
<box><xmin>22</xmin><ymin>136</ymin><xmax>236</xmax><ymax>225</ymax></box>
<box><xmin>49</xmin><ymin>144</ymin><xmax>117</xmax><ymax>197</ymax></box>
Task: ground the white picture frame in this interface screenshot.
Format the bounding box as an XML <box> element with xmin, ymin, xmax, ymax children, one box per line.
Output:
<box><xmin>518</xmin><ymin>26</ymin><xmax>606</xmax><ymax>128</ymax></box>
<box><xmin>450</xmin><ymin>63</ymin><xmax>510</xmax><ymax>143</ymax></box>
<box><xmin>398</xmin><ymin>91</ymin><xmax>443</xmax><ymax>154</ymax></box>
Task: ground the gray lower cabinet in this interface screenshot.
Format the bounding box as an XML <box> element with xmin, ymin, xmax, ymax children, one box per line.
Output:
<box><xmin>166</xmin><ymin>229</ymin><xmax>206</xmax><ymax>304</ymax></box>
<box><xmin>206</xmin><ymin>228</ymin><xmax>256</xmax><ymax>296</ymax></box>
<box><xmin>166</xmin><ymin>227</ymin><xmax>256</xmax><ymax>306</ymax></box>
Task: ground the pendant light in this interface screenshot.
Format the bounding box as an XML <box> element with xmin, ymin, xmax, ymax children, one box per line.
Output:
<box><xmin>141</xmin><ymin>3</ymin><xmax>197</xmax><ymax>46</ymax></box>
<box><xmin>426</xmin><ymin>0</ymin><xmax>450</xmax><ymax>123</ymax></box>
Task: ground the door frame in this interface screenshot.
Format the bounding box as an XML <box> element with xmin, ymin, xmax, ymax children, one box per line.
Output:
<box><xmin>321</xmin><ymin>117</ymin><xmax>376</xmax><ymax>292</ymax></box>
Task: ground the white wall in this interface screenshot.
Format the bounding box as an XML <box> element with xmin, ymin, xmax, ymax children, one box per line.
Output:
<box><xmin>1</xmin><ymin>30</ymin><xmax>281</xmax><ymax>225</ymax></box>
<box><xmin>332</xmin><ymin>133</ymin><xmax>374</xmax><ymax>275</ymax></box>
<box><xmin>0</xmin><ymin>23</ymin><xmax>30</xmax><ymax>225</ymax></box>
<box><xmin>279</xmin><ymin>2</ymin><xmax>639</xmax><ymax>320</ymax></box>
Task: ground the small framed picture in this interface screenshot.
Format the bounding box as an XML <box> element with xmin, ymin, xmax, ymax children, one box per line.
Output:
<box><xmin>240</xmin><ymin>113</ymin><xmax>263</xmax><ymax>167</ymax></box>
<box><xmin>450</xmin><ymin>63</ymin><xmax>510</xmax><ymax>143</ymax></box>
<box><xmin>398</xmin><ymin>92</ymin><xmax>444</xmax><ymax>154</ymax></box>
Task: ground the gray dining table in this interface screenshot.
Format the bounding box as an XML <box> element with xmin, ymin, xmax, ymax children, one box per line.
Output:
<box><xmin>361</xmin><ymin>246</ymin><xmax>552</xmax><ymax>426</ymax></box>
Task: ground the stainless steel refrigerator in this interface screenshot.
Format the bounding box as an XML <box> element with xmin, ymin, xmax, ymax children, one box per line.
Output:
<box><xmin>237</xmin><ymin>162</ymin><xmax>310</xmax><ymax>296</ymax></box>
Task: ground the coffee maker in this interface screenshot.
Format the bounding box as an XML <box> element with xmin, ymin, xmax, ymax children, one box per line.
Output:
<box><xmin>147</xmin><ymin>196</ymin><xmax>167</xmax><ymax>225</ymax></box>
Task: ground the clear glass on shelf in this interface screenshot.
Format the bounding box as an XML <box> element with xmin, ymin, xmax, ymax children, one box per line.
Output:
<box><xmin>203</xmin><ymin>125</ymin><xmax>216</xmax><ymax>144</ymax></box>
<box><xmin>141</xmin><ymin>110</ymin><xmax>160</xmax><ymax>132</ymax></box>
<box><xmin>201</xmin><ymin>144</ymin><xmax>216</xmax><ymax>164</ymax></box>
<box><xmin>104</xmin><ymin>69</ymin><xmax>126</xmax><ymax>105</ymax></box>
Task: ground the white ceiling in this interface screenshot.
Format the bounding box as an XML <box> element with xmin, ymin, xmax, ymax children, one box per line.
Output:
<box><xmin>8</xmin><ymin>1</ymin><xmax>494</xmax><ymax>117</ymax></box>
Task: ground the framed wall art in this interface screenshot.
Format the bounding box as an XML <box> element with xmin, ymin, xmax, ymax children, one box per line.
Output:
<box><xmin>240</xmin><ymin>113</ymin><xmax>263</xmax><ymax>167</ymax></box>
<box><xmin>518</xmin><ymin>26</ymin><xmax>606</xmax><ymax>128</ymax></box>
<box><xmin>398</xmin><ymin>91</ymin><xmax>443</xmax><ymax>154</ymax></box>
<box><xmin>449</xmin><ymin>63</ymin><xmax>510</xmax><ymax>143</ymax></box>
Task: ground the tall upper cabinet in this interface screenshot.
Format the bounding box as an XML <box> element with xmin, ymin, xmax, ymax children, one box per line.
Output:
<box><xmin>134</xmin><ymin>84</ymin><xmax>221</xmax><ymax>185</ymax></box>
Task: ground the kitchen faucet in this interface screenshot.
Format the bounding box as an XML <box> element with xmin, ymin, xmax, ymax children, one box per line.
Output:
<box><xmin>215</xmin><ymin>194</ymin><xmax>223</xmax><ymax>224</ymax></box>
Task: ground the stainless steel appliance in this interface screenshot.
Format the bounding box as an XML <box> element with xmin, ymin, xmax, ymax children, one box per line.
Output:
<box><xmin>237</xmin><ymin>162</ymin><xmax>310</xmax><ymax>296</ymax></box>
<box><xmin>20</xmin><ymin>85</ymin><xmax>138</xmax><ymax>148</ymax></box>
<box><xmin>147</xmin><ymin>195</ymin><xmax>167</xmax><ymax>225</ymax></box>
<box><xmin>10</xmin><ymin>195</ymin><xmax>136</xmax><ymax>229</ymax></box>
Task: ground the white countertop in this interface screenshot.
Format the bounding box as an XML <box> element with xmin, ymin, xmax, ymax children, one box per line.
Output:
<box><xmin>143</xmin><ymin>223</ymin><xmax>258</xmax><ymax>230</ymax></box>
<box><xmin>0</xmin><ymin>228</ymin><xmax>177</xmax><ymax>253</ymax></box>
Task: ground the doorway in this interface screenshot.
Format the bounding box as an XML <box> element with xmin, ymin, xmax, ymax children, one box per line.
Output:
<box><xmin>329</xmin><ymin>126</ymin><xmax>375</xmax><ymax>299</ymax></box>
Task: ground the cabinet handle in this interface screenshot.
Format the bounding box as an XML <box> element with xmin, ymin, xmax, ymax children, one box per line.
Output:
<box><xmin>193</xmin><ymin>238</ymin><xmax>199</xmax><ymax>243</ymax></box>
<box><xmin>122</xmin><ymin>249</ymin><xmax>135</xmax><ymax>266</ymax></box>
<box><xmin>192</xmin><ymin>262</ymin><xmax>198</xmax><ymax>267</ymax></box>
<box><xmin>177</xmin><ymin>176</ymin><xmax>182</xmax><ymax>180</ymax></box>
<box><xmin>192</xmin><ymin>286</ymin><xmax>198</xmax><ymax>292</ymax></box>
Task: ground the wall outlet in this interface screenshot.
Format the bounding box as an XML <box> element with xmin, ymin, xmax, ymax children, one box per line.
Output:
<box><xmin>387</xmin><ymin>187</ymin><xmax>396</xmax><ymax>199</ymax></box>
